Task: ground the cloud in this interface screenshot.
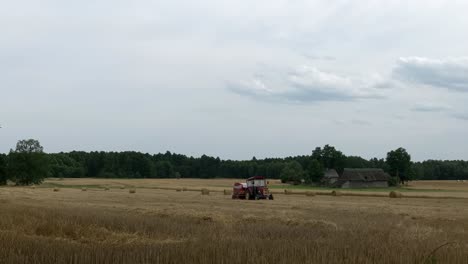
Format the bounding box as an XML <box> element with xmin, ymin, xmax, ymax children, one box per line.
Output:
<box><xmin>393</xmin><ymin>57</ymin><xmax>468</xmax><ymax>91</ymax></box>
<box><xmin>228</xmin><ymin>65</ymin><xmax>386</xmax><ymax>104</ymax></box>
<box><xmin>452</xmin><ymin>113</ymin><xmax>468</xmax><ymax>121</ymax></box>
<box><xmin>351</xmin><ymin>119</ymin><xmax>371</xmax><ymax>126</ymax></box>
<box><xmin>411</xmin><ymin>103</ymin><xmax>451</xmax><ymax>113</ymax></box>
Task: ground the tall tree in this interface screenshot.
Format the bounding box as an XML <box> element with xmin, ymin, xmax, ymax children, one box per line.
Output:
<box><xmin>307</xmin><ymin>159</ymin><xmax>324</xmax><ymax>183</ymax></box>
<box><xmin>7</xmin><ymin>139</ymin><xmax>49</xmax><ymax>185</ymax></box>
<box><xmin>0</xmin><ymin>154</ymin><xmax>7</xmax><ymax>185</ymax></box>
<box><xmin>386</xmin><ymin>147</ymin><xmax>412</xmax><ymax>184</ymax></box>
<box><xmin>280</xmin><ymin>161</ymin><xmax>304</xmax><ymax>185</ymax></box>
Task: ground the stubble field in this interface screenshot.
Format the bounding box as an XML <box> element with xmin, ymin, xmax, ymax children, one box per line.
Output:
<box><xmin>1</xmin><ymin>179</ymin><xmax>468</xmax><ymax>263</ymax></box>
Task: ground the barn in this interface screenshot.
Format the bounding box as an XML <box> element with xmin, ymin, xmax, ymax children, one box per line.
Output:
<box><xmin>322</xmin><ymin>169</ymin><xmax>339</xmax><ymax>185</ymax></box>
<box><xmin>335</xmin><ymin>168</ymin><xmax>391</xmax><ymax>188</ymax></box>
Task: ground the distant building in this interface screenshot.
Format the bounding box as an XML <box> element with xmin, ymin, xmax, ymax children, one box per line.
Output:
<box><xmin>335</xmin><ymin>168</ymin><xmax>391</xmax><ymax>188</ymax></box>
<box><xmin>322</xmin><ymin>169</ymin><xmax>339</xmax><ymax>185</ymax></box>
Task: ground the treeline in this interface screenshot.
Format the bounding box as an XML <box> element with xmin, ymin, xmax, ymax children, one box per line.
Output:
<box><xmin>1</xmin><ymin>139</ymin><xmax>468</xmax><ymax>186</ymax></box>
<box><xmin>46</xmin><ymin>145</ymin><xmax>386</xmax><ymax>180</ymax></box>
<box><xmin>43</xmin><ymin>149</ymin><xmax>468</xmax><ymax>181</ymax></box>
<box><xmin>413</xmin><ymin>160</ymin><xmax>468</xmax><ymax>180</ymax></box>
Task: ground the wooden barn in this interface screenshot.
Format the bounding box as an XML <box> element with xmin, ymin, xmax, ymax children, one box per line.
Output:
<box><xmin>335</xmin><ymin>168</ymin><xmax>391</xmax><ymax>188</ymax></box>
<box><xmin>322</xmin><ymin>169</ymin><xmax>339</xmax><ymax>185</ymax></box>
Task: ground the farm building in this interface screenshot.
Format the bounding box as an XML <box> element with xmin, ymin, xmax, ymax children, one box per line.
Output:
<box><xmin>322</xmin><ymin>169</ymin><xmax>339</xmax><ymax>185</ymax></box>
<box><xmin>335</xmin><ymin>168</ymin><xmax>391</xmax><ymax>188</ymax></box>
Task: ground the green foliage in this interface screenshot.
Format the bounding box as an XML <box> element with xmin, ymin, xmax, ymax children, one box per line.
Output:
<box><xmin>388</xmin><ymin>176</ymin><xmax>399</xmax><ymax>187</ymax></box>
<box><xmin>280</xmin><ymin>161</ymin><xmax>304</xmax><ymax>185</ymax></box>
<box><xmin>311</xmin><ymin>144</ymin><xmax>346</xmax><ymax>173</ymax></box>
<box><xmin>307</xmin><ymin>159</ymin><xmax>324</xmax><ymax>183</ymax></box>
<box><xmin>386</xmin><ymin>147</ymin><xmax>412</xmax><ymax>184</ymax></box>
<box><xmin>8</xmin><ymin>139</ymin><xmax>49</xmax><ymax>186</ymax></box>
<box><xmin>155</xmin><ymin>161</ymin><xmax>174</xmax><ymax>178</ymax></box>
<box><xmin>0</xmin><ymin>154</ymin><xmax>7</xmax><ymax>185</ymax></box>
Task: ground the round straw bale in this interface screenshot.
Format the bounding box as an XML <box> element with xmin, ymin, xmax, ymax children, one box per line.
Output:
<box><xmin>129</xmin><ymin>189</ymin><xmax>136</xmax><ymax>194</ymax></box>
<box><xmin>120</xmin><ymin>186</ymin><xmax>125</xmax><ymax>189</ymax></box>
<box><xmin>305</xmin><ymin>191</ymin><xmax>316</xmax><ymax>197</ymax></box>
<box><xmin>176</xmin><ymin>188</ymin><xmax>182</xmax><ymax>192</ymax></box>
<box><xmin>182</xmin><ymin>187</ymin><xmax>188</xmax><ymax>191</ymax></box>
<box><xmin>201</xmin><ymin>188</ymin><xmax>210</xmax><ymax>195</ymax></box>
<box><xmin>82</xmin><ymin>187</ymin><xmax>87</xmax><ymax>191</ymax></box>
<box><xmin>389</xmin><ymin>191</ymin><xmax>403</xmax><ymax>198</ymax></box>
<box><xmin>31</xmin><ymin>185</ymin><xmax>36</xmax><ymax>189</ymax></box>
<box><xmin>331</xmin><ymin>190</ymin><xmax>342</xmax><ymax>196</ymax></box>
<box><xmin>53</xmin><ymin>188</ymin><xmax>60</xmax><ymax>192</ymax></box>
<box><xmin>104</xmin><ymin>187</ymin><xmax>109</xmax><ymax>191</ymax></box>
<box><xmin>223</xmin><ymin>189</ymin><xmax>232</xmax><ymax>195</ymax></box>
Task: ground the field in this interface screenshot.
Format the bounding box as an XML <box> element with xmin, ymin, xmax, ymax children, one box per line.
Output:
<box><xmin>1</xmin><ymin>179</ymin><xmax>468</xmax><ymax>263</ymax></box>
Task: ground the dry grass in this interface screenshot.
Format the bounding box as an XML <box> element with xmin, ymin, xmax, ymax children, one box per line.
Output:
<box><xmin>305</xmin><ymin>191</ymin><xmax>316</xmax><ymax>197</ymax></box>
<box><xmin>1</xmin><ymin>179</ymin><xmax>468</xmax><ymax>263</ymax></box>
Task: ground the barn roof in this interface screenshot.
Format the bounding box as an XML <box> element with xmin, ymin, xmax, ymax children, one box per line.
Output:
<box><xmin>324</xmin><ymin>169</ymin><xmax>339</xmax><ymax>179</ymax></box>
<box><xmin>339</xmin><ymin>168</ymin><xmax>390</xmax><ymax>182</ymax></box>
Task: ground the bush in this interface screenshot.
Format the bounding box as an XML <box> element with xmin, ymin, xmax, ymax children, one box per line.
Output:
<box><xmin>388</xmin><ymin>177</ymin><xmax>400</xmax><ymax>187</ymax></box>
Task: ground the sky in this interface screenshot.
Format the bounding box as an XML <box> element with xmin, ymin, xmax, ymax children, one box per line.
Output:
<box><xmin>1</xmin><ymin>0</ymin><xmax>468</xmax><ymax>161</ymax></box>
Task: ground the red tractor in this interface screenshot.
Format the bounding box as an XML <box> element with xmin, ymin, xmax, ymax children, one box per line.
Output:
<box><xmin>232</xmin><ymin>176</ymin><xmax>274</xmax><ymax>200</ymax></box>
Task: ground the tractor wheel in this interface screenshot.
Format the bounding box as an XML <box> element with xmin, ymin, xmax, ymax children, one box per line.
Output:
<box><xmin>269</xmin><ymin>194</ymin><xmax>274</xmax><ymax>200</ymax></box>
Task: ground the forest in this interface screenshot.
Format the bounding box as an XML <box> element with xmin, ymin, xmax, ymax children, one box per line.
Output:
<box><xmin>1</xmin><ymin>140</ymin><xmax>468</xmax><ymax>186</ymax></box>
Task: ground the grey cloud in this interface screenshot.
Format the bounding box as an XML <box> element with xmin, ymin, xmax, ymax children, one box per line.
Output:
<box><xmin>411</xmin><ymin>104</ymin><xmax>451</xmax><ymax>113</ymax></box>
<box><xmin>228</xmin><ymin>66</ymin><xmax>386</xmax><ymax>104</ymax></box>
<box><xmin>393</xmin><ymin>57</ymin><xmax>468</xmax><ymax>91</ymax></box>
<box><xmin>452</xmin><ymin>114</ymin><xmax>468</xmax><ymax>121</ymax></box>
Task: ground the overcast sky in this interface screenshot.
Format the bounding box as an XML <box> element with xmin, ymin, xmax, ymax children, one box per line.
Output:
<box><xmin>1</xmin><ymin>0</ymin><xmax>468</xmax><ymax>161</ymax></box>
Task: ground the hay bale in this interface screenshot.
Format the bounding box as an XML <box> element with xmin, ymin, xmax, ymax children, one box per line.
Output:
<box><xmin>104</xmin><ymin>187</ymin><xmax>110</xmax><ymax>191</ymax></box>
<box><xmin>201</xmin><ymin>188</ymin><xmax>210</xmax><ymax>195</ymax></box>
<box><xmin>182</xmin><ymin>187</ymin><xmax>188</xmax><ymax>191</ymax></box>
<box><xmin>305</xmin><ymin>191</ymin><xmax>316</xmax><ymax>197</ymax></box>
<box><xmin>53</xmin><ymin>188</ymin><xmax>60</xmax><ymax>192</ymax></box>
<box><xmin>176</xmin><ymin>188</ymin><xmax>182</xmax><ymax>192</ymax></box>
<box><xmin>284</xmin><ymin>189</ymin><xmax>293</xmax><ymax>195</ymax></box>
<box><xmin>223</xmin><ymin>189</ymin><xmax>232</xmax><ymax>195</ymax></box>
<box><xmin>389</xmin><ymin>191</ymin><xmax>403</xmax><ymax>198</ymax></box>
<box><xmin>129</xmin><ymin>189</ymin><xmax>136</xmax><ymax>194</ymax></box>
<box><xmin>82</xmin><ymin>187</ymin><xmax>87</xmax><ymax>191</ymax></box>
<box><xmin>31</xmin><ymin>185</ymin><xmax>36</xmax><ymax>189</ymax></box>
<box><xmin>120</xmin><ymin>186</ymin><xmax>125</xmax><ymax>190</ymax></box>
<box><xmin>331</xmin><ymin>190</ymin><xmax>342</xmax><ymax>196</ymax></box>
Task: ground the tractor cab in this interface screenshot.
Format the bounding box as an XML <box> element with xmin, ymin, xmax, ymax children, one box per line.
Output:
<box><xmin>232</xmin><ymin>176</ymin><xmax>273</xmax><ymax>200</ymax></box>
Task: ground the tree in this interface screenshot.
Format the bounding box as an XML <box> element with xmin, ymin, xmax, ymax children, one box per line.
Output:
<box><xmin>386</xmin><ymin>147</ymin><xmax>412</xmax><ymax>184</ymax></box>
<box><xmin>7</xmin><ymin>139</ymin><xmax>49</xmax><ymax>185</ymax></box>
<box><xmin>311</xmin><ymin>145</ymin><xmax>346</xmax><ymax>173</ymax></box>
<box><xmin>0</xmin><ymin>154</ymin><xmax>7</xmax><ymax>185</ymax></box>
<box><xmin>280</xmin><ymin>161</ymin><xmax>304</xmax><ymax>185</ymax></box>
<box><xmin>155</xmin><ymin>160</ymin><xmax>174</xmax><ymax>178</ymax></box>
<box><xmin>307</xmin><ymin>159</ymin><xmax>324</xmax><ymax>183</ymax></box>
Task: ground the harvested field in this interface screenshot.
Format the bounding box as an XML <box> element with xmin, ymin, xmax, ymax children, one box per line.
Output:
<box><xmin>1</xmin><ymin>179</ymin><xmax>468</xmax><ymax>263</ymax></box>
